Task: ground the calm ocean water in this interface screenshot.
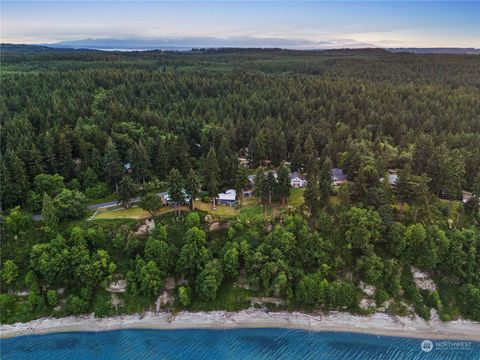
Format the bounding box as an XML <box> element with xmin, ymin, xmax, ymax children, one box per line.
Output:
<box><xmin>1</xmin><ymin>328</ymin><xmax>479</xmax><ymax>360</ymax></box>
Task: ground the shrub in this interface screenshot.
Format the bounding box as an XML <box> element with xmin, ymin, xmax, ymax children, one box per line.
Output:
<box><xmin>47</xmin><ymin>290</ymin><xmax>58</xmax><ymax>307</ymax></box>
<box><xmin>375</xmin><ymin>289</ymin><xmax>389</xmax><ymax>306</ymax></box>
<box><xmin>85</xmin><ymin>183</ymin><xmax>109</xmax><ymax>199</ymax></box>
<box><xmin>0</xmin><ymin>294</ymin><xmax>16</xmax><ymax>322</ymax></box>
<box><xmin>178</xmin><ymin>286</ymin><xmax>191</xmax><ymax>307</ymax></box>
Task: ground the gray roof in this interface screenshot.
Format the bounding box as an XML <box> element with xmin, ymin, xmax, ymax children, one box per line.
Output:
<box><xmin>331</xmin><ymin>168</ymin><xmax>347</xmax><ymax>181</ymax></box>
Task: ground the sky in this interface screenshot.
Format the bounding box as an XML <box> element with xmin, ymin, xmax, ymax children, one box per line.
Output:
<box><xmin>1</xmin><ymin>1</ymin><xmax>479</xmax><ymax>48</ymax></box>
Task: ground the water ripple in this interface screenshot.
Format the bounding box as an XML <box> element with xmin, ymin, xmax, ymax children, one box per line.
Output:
<box><xmin>1</xmin><ymin>328</ymin><xmax>479</xmax><ymax>360</ymax></box>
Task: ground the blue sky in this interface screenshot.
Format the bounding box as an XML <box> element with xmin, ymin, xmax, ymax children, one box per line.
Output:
<box><xmin>2</xmin><ymin>1</ymin><xmax>479</xmax><ymax>48</ymax></box>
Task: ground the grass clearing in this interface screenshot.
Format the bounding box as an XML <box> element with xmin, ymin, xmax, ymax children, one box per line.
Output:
<box><xmin>239</xmin><ymin>204</ymin><xmax>264</xmax><ymax>222</ymax></box>
<box><xmin>329</xmin><ymin>195</ymin><xmax>341</xmax><ymax>205</ymax></box>
<box><xmin>194</xmin><ymin>201</ymin><xmax>239</xmax><ymax>217</ymax></box>
<box><xmin>95</xmin><ymin>206</ymin><xmax>182</xmax><ymax>220</ymax></box>
<box><xmin>289</xmin><ymin>188</ymin><xmax>304</xmax><ymax>205</ymax></box>
<box><xmin>96</xmin><ymin>206</ymin><xmax>150</xmax><ymax>219</ymax></box>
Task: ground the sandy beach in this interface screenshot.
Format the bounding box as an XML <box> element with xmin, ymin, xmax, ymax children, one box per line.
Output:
<box><xmin>2</xmin><ymin>309</ymin><xmax>480</xmax><ymax>341</ymax></box>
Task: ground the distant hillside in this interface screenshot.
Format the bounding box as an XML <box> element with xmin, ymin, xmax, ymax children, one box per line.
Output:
<box><xmin>2</xmin><ymin>42</ymin><xmax>478</xmax><ymax>55</ymax></box>
<box><xmin>388</xmin><ymin>48</ymin><xmax>480</xmax><ymax>55</ymax></box>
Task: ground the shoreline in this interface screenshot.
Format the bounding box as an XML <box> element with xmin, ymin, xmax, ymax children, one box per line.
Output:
<box><xmin>2</xmin><ymin>310</ymin><xmax>480</xmax><ymax>341</ymax></box>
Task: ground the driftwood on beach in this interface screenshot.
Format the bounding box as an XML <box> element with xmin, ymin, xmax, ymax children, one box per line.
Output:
<box><xmin>2</xmin><ymin>309</ymin><xmax>480</xmax><ymax>341</ymax></box>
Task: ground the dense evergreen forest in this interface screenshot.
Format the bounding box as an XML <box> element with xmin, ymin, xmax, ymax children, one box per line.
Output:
<box><xmin>1</xmin><ymin>45</ymin><xmax>480</xmax><ymax>323</ymax></box>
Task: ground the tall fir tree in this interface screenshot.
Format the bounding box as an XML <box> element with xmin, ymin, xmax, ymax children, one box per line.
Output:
<box><xmin>5</xmin><ymin>150</ymin><xmax>29</xmax><ymax>206</ymax></box>
<box><xmin>176</xmin><ymin>136</ymin><xmax>191</xmax><ymax>176</ymax></box>
<box><xmin>0</xmin><ymin>156</ymin><xmax>14</xmax><ymax>210</ymax></box>
<box><xmin>118</xmin><ymin>175</ymin><xmax>137</xmax><ymax>208</ymax></box>
<box><xmin>27</xmin><ymin>144</ymin><xmax>45</xmax><ymax>181</ymax></box>
<box><xmin>57</xmin><ymin>132</ymin><xmax>74</xmax><ymax>180</ymax></box>
<box><xmin>103</xmin><ymin>140</ymin><xmax>123</xmax><ymax>192</ymax></box>
<box><xmin>304</xmin><ymin>134</ymin><xmax>318</xmax><ymax>178</ymax></box>
<box><xmin>304</xmin><ymin>161</ymin><xmax>320</xmax><ymax>215</ymax></box>
<box><xmin>154</xmin><ymin>138</ymin><xmax>168</xmax><ymax>180</ymax></box>
<box><xmin>205</xmin><ymin>147</ymin><xmax>220</xmax><ymax>208</ymax></box>
<box><xmin>319</xmin><ymin>157</ymin><xmax>333</xmax><ymax>208</ymax></box>
<box><xmin>290</xmin><ymin>143</ymin><xmax>303</xmax><ymax>172</ymax></box>
<box><xmin>42</xmin><ymin>131</ymin><xmax>56</xmax><ymax>173</ymax></box>
<box><xmin>277</xmin><ymin>164</ymin><xmax>291</xmax><ymax>204</ymax></box>
<box><xmin>130</xmin><ymin>141</ymin><xmax>151</xmax><ymax>184</ymax></box>
<box><xmin>234</xmin><ymin>165</ymin><xmax>249</xmax><ymax>206</ymax></box>
<box><xmin>217</xmin><ymin>136</ymin><xmax>232</xmax><ymax>180</ymax></box>
<box><xmin>167</xmin><ymin>168</ymin><xmax>185</xmax><ymax>216</ymax></box>
<box><xmin>265</xmin><ymin>170</ymin><xmax>277</xmax><ymax>205</ymax></box>
<box><xmin>248</xmin><ymin>137</ymin><xmax>259</xmax><ymax>168</ymax></box>
<box><xmin>185</xmin><ymin>169</ymin><xmax>201</xmax><ymax>210</ymax></box>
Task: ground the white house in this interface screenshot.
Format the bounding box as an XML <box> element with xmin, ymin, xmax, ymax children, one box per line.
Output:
<box><xmin>331</xmin><ymin>168</ymin><xmax>347</xmax><ymax>186</ymax></box>
<box><xmin>218</xmin><ymin>189</ymin><xmax>237</xmax><ymax>206</ymax></box>
<box><xmin>290</xmin><ymin>171</ymin><xmax>307</xmax><ymax>188</ymax></box>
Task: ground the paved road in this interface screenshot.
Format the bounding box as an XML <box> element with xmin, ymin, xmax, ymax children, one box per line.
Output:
<box><xmin>32</xmin><ymin>192</ymin><xmax>167</xmax><ymax>221</ymax></box>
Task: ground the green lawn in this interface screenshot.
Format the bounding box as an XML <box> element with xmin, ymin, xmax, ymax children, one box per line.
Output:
<box><xmin>95</xmin><ymin>207</ymin><xmax>151</xmax><ymax>219</ymax></box>
<box><xmin>289</xmin><ymin>188</ymin><xmax>305</xmax><ymax>205</ymax></box>
<box><xmin>94</xmin><ymin>187</ymin><xmax>327</xmax><ymax>221</ymax></box>
<box><xmin>95</xmin><ymin>206</ymin><xmax>185</xmax><ymax>220</ymax></box>
<box><xmin>195</xmin><ymin>201</ymin><xmax>239</xmax><ymax>217</ymax></box>
<box><xmin>239</xmin><ymin>204</ymin><xmax>264</xmax><ymax>222</ymax></box>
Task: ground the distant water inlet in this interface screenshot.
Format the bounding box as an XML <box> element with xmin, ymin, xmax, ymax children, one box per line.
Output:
<box><xmin>2</xmin><ymin>328</ymin><xmax>480</xmax><ymax>360</ymax></box>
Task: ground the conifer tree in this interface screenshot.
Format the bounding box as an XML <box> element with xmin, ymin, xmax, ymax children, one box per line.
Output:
<box><xmin>43</xmin><ymin>131</ymin><xmax>56</xmax><ymax>173</ymax></box>
<box><xmin>277</xmin><ymin>164</ymin><xmax>291</xmax><ymax>204</ymax></box>
<box><xmin>265</xmin><ymin>170</ymin><xmax>277</xmax><ymax>205</ymax></box>
<box><xmin>27</xmin><ymin>144</ymin><xmax>45</xmax><ymax>181</ymax></box>
<box><xmin>205</xmin><ymin>147</ymin><xmax>220</xmax><ymax>208</ymax></box>
<box><xmin>234</xmin><ymin>165</ymin><xmax>249</xmax><ymax>206</ymax></box>
<box><xmin>167</xmin><ymin>168</ymin><xmax>185</xmax><ymax>216</ymax></box>
<box><xmin>130</xmin><ymin>141</ymin><xmax>151</xmax><ymax>184</ymax></box>
<box><xmin>41</xmin><ymin>193</ymin><xmax>58</xmax><ymax>231</ymax></box>
<box><xmin>154</xmin><ymin>138</ymin><xmax>168</xmax><ymax>180</ymax></box>
<box><xmin>319</xmin><ymin>157</ymin><xmax>333</xmax><ymax>208</ymax></box>
<box><xmin>304</xmin><ymin>161</ymin><xmax>320</xmax><ymax>215</ymax></box>
<box><xmin>5</xmin><ymin>150</ymin><xmax>29</xmax><ymax>206</ymax></box>
<box><xmin>304</xmin><ymin>134</ymin><xmax>318</xmax><ymax>177</ymax></box>
<box><xmin>118</xmin><ymin>175</ymin><xmax>137</xmax><ymax>208</ymax></box>
<box><xmin>57</xmin><ymin>132</ymin><xmax>74</xmax><ymax>180</ymax></box>
<box><xmin>290</xmin><ymin>143</ymin><xmax>303</xmax><ymax>172</ymax></box>
<box><xmin>185</xmin><ymin>169</ymin><xmax>201</xmax><ymax>210</ymax></box>
<box><xmin>248</xmin><ymin>137</ymin><xmax>259</xmax><ymax>168</ymax></box>
<box><xmin>0</xmin><ymin>156</ymin><xmax>14</xmax><ymax>210</ymax></box>
<box><xmin>103</xmin><ymin>140</ymin><xmax>123</xmax><ymax>192</ymax></box>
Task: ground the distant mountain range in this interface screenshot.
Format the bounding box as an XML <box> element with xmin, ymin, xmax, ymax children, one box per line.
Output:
<box><xmin>43</xmin><ymin>37</ymin><xmax>378</xmax><ymax>51</ymax></box>
<box><xmin>5</xmin><ymin>37</ymin><xmax>480</xmax><ymax>54</ymax></box>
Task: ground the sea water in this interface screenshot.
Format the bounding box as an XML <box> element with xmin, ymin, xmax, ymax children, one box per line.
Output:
<box><xmin>1</xmin><ymin>328</ymin><xmax>479</xmax><ymax>359</ymax></box>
